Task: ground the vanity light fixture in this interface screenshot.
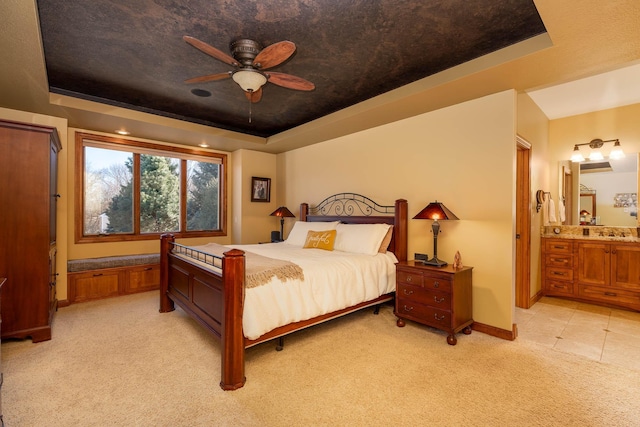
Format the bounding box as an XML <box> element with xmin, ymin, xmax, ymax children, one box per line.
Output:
<box><xmin>609</xmin><ymin>140</ymin><xmax>626</xmax><ymax>160</ymax></box>
<box><xmin>570</xmin><ymin>145</ymin><xmax>585</xmax><ymax>162</ymax></box>
<box><xmin>589</xmin><ymin>149</ymin><xmax>604</xmax><ymax>161</ymax></box>
<box><xmin>413</xmin><ymin>201</ymin><xmax>459</xmax><ymax>267</ymax></box>
<box><xmin>570</xmin><ymin>138</ymin><xmax>624</xmax><ymax>162</ymax></box>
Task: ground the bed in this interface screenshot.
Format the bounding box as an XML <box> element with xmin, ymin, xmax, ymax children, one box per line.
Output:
<box><xmin>159</xmin><ymin>193</ymin><xmax>408</xmax><ymax>390</ymax></box>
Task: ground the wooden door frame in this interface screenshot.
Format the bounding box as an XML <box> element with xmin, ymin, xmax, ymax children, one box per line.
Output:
<box><xmin>516</xmin><ymin>136</ymin><xmax>531</xmax><ymax>308</ymax></box>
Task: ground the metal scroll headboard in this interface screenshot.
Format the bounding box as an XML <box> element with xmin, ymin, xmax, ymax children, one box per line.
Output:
<box><xmin>309</xmin><ymin>193</ymin><xmax>395</xmax><ymax>216</ymax></box>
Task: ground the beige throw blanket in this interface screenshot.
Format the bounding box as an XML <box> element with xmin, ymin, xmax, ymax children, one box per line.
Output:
<box><xmin>189</xmin><ymin>243</ymin><xmax>304</xmax><ymax>289</ymax></box>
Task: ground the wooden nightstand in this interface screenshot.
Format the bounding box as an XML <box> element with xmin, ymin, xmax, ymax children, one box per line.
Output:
<box><xmin>395</xmin><ymin>261</ymin><xmax>473</xmax><ymax>345</ymax></box>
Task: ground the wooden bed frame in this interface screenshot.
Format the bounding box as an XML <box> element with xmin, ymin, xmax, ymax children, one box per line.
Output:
<box><xmin>159</xmin><ymin>193</ymin><xmax>408</xmax><ymax>390</ymax></box>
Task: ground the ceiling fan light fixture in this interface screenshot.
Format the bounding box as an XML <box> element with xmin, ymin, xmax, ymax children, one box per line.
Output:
<box><xmin>232</xmin><ymin>69</ymin><xmax>267</xmax><ymax>92</ymax></box>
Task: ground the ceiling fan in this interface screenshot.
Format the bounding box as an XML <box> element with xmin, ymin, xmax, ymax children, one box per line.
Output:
<box><xmin>183</xmin><ymin>36</ymin><xmax>315</xmax><ymax>104</ymax></box>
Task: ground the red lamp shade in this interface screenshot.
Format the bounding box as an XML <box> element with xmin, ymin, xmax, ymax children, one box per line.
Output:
<box><xmin>270</xmin><ymin>206</ymin><xmax>295</xmax><ymax>241</ymax></box>
<box><xmin>270</xmin><ymin>206</ymin><xmax>296</xmax><ymax>218</ymax></box>
<box><xmin>413</xmin><ymin>201</ymin><xmax>459</xmax><ymax>221</ymax></box>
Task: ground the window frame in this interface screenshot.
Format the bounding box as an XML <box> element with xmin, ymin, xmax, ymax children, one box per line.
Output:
<box><xmin>75</xmin><ymin>132</ymin><xmax>227</xmax><ymax>243</ymax></box>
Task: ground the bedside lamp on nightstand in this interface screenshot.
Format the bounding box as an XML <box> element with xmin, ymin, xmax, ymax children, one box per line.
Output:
<box><xmin>413</xmin><ymin>200</ymin><xmax>459</xmax><ymax>267</ymax></box>
<box><xmin>270</xmin><ymin>206</ymin><xmax>296</xmax><ymax>241</ymax></box>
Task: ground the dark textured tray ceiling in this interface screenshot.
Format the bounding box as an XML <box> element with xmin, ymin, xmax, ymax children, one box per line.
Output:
<box><xmin>36</xmin><ymin>0</ymin><xmax>546</xmax><ymax>138</ymax></box>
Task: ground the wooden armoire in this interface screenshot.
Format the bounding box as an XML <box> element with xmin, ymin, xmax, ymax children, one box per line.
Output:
<box><xmin>0</xmin><ymin>119</ymin><xmax>61</xmax><ymax>342</ymax></box>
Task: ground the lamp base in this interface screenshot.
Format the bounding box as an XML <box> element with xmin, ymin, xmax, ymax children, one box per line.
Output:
<box><xmin>423</xmin><ymin>257</ymin><xmax>448</xmax><ymax>267</ymax></box>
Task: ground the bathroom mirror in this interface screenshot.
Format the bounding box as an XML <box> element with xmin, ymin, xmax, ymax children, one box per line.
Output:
<box><xmin>575</xmin><ymin>153</ymin><xmax>638</xmax><ymax>226</ymax></box>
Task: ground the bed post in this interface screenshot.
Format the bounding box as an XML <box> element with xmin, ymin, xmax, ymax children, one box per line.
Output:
<box><xmin>220</xmin><ymin>248</ymin><xmax>247</xmax><ymax>390</ymax></box>
<box><xmin>395</xmin><ymin>199</ymin><xmax>408</xmax><ymax>262</ymax></box>
<box><xmin>300</xmin><ymin>203</ymin><xmax>309</xmax><ymax>221</ymax></box>
<box><xmin>159</xmin><ymin>233</ymin><xmax>175</xmax><ymax>313</ymax></box>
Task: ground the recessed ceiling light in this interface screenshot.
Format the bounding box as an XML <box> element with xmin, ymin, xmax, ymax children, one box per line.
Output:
<box><xmin>115</xmin><ymin>130</ymin><xmax>130</xmax><ymax>135</ymax></box>
<box><xmin>191</xmin><ymin>89</ymin><xmax>211</xmax><ymax>97</ymax></box>
<box><xmin>199</xmin><ymin>143</ymin><xmax>209</xmax><ymax>148</ymax></box>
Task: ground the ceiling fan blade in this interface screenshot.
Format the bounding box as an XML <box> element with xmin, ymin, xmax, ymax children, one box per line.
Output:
<box><xmin>183</xmin><ymin>36</ymin><xmax>238</xmax><ymax>66</ymax></box>
<box><xmin>254</xmin><ymin>41</ymin><xmax>296</xmax><ymax>70</ymax></box>
<box><xmin>267</xmin><ymin>72</ymin><xmax>315</xmax><ymax>91</ymax></box>
<box><xmin>184</xmin><ymin>72</ymin><xmax>231</xmax><ymax>84</ymax></box>
<box><xmin>245</xmin><ymin>88</ymin><xmax>263</xmax><ymax>103</ymax></box>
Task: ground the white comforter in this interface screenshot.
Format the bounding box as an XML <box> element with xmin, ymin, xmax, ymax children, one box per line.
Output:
<box><xmin>228</xmin><ymin>243</ymin><xmax>398</xmax><ymax>340</ymax></box>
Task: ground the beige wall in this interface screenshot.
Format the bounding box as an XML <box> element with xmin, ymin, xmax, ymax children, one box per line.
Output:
<box><xmin>279</xmin><ymin>90</ymin><xmax>520</xmax><ymax>331</ymax></box>
<box><xmin>548</xmin><ymin>103</ymin><xmax>640</xmax><ymax>226</ymax></box>
<box><xmin>232</xmin><ymin>149</ymin><xmax>278</xmax><ymax>244</ymax></box>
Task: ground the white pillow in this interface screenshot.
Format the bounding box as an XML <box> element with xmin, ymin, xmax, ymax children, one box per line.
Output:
<box><xmin>285</xmin><ymin>221</ymin><xmax>340</xmax><ymax>246</ymax></box>
<box><xmin>333</xmin><ymin>223</ymin><xmax>392</xmax><ymax>256</ymax></box>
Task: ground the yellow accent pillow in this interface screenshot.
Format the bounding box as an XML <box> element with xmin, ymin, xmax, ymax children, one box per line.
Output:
<box><xmin>303</xmin><ymin>230</ymin><xmax>337</xmax><ymax>251</ymax></box>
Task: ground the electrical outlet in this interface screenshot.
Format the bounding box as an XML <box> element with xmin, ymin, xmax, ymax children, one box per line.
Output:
<box><xmin>414</xmin><ymin>253</ymin><xmax>428</xmax><ymax>262</ymax></box>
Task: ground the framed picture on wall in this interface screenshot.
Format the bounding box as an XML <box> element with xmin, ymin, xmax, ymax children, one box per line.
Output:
<box><xmin>251</xmin><ymin>177</ymin><xmax>271</xmax><ymax>202</ymax></box>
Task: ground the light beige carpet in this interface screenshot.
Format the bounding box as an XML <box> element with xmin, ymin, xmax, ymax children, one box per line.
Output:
<box><xmin>3</xmin><ymin>291</ymin><xmax>640</xmax><ymax>426</ymax></box>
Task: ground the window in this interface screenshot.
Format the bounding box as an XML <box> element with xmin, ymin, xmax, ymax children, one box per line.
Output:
<box><xmin>75</xmin><ymin>132</ymin><xmax>226</xmax><ymax>243</ymax></box>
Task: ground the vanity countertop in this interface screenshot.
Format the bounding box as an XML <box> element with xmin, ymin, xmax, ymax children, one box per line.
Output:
<box><xmin>542</xmin><ymin>225</ymin><xmax>640</xmax><ymax>243</ymax></box>
<box><xmin>542</xmin><ymin>233</ymin><xmax>640</xmax><ymax>243</ymax></box>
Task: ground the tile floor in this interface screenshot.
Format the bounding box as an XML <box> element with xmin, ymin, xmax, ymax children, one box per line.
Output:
<box><xmin>516</xmin><ymin>296</ymin><xmax>640</xmax><ymax>371</ymax></box>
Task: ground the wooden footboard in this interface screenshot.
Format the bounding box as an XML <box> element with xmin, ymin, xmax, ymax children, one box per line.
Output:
<box><xmin>160</xmin><ymin>234</ymin><xmax>247</xmax><ymax>390</ymax></box>
<box><xmin>159</xmin><ymin>195</ymin><xmax>408</xmax><ymax>391</ymax></box>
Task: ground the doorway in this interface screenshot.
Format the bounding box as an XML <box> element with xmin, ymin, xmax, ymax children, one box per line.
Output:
<box><xmin>562</xmin><ymin>165</ymin><xmax>573</xmax><ymax>225</ymax></box>
<box><xmin>515</xmin><ymin>137</ymin><xmax>531</xmax><ymax>308</ymax></box>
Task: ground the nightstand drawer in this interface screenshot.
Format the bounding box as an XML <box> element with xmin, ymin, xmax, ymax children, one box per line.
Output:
<box><xmin>397</xmin><ymin>270</ymin><xmax>423</xmax><ymax>287</ymax></box>
<box><xmin>396</xmin><ymin>299</ymin><xmax>451</xmax><ymax>328</ymax></box>
<box><xmin>397</xmin><ymin>269</ymin><xmax>451</xmax><ymax>292</ymax></box>
<box><xmin>397</xmin><ymin>283</ymin><xmax>451</xmax><ymax>309</ymax></box>
<box><xmin>424</xmin><ymin>276</ymin><xmax>451</xmax><ymax>293</ymax></box>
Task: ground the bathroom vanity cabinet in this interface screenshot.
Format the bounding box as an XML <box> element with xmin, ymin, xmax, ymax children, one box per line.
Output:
<box><xmin>543</xmin><ymin>237</ymin><xmax>640</xmax><ymax>310</ymax></box>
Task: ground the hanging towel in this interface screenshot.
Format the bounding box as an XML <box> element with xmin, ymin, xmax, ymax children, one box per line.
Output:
<box><xmin>548</xmin><ymin>198</ymin><xmax>557</xmax><ymax>223</ymax></box>
<box><xmin>559</xmin><ymin>199</ymin><xmax>566</xmax><ymax>223</ymax></box>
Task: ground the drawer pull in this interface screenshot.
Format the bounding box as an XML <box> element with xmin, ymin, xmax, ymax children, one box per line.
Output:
<box><xmin>92</xmin><ymin>273</ymin><xmax>103</xmax><ymax>277</ymax></box>
<box><xmin>550</xmin><ymin>258</ymin><xmax>567</xmax><ymax>263</ymax></box>
<box><xmin>433</xmin><ymin>281</ymin><xmax>440</xmax><ymax>288</ymax></box>
<box><xmin>553</xmin><ymin>245</ymin><xmax>565</xmax><ymax>249</ymax></box>
<box><xmin>552</xmin><ymin>285</ymin><xmax>565</xmax><ymax>289</ymax></box>
<box><xmin>552</xmin><ymin>271</ymin><xmax>566</xmax><ymax>276</ymax></box>
<box><xmin>403</xmin><ymin>289</ymin><xmax>414</xmax><ymax>296</ymax></box>
<box><xmin>402</xmin><ymin>305</ymin><xmax>414</xmax><ymax>312</ymax></box>
<box><xmin>434</xmin><ymin>313</ymin><xmax>445</xmax><ymax>321</ymax></box>
<box><xmin>144</xmin><ymin>267</ymin><xmax>153</xmax><ymax>271</ymax></box>
<box><xmin>604</xmin><ymin>292</ymin><xmax>617</xmax><ymax>297</ymax></box>
<box><xmin>406</xmin><ymin>275</ymin><xmax>412</xmax><ymax>282</ymax></box>
<box><xmin>434</xmin><ymin>296</ymin><xmax>445</xmax><ymax>303</ymax></box>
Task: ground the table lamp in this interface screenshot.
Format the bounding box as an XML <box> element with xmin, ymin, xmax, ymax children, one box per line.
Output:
<box><xmin>413</xmin><ymin>201</ymin><xmax>459</xmax><ymax>266</ymax></box>
<box><xmin>270</xmin><ymin>206</ymin><xmax>295</xmax><ymax>241</ymax></box>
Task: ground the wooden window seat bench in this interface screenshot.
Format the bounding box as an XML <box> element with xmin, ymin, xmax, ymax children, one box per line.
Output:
<box><xmin>67</xmin><ymin>254</ymin><xmax>160</xmax><ymax>303</ymax></box>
